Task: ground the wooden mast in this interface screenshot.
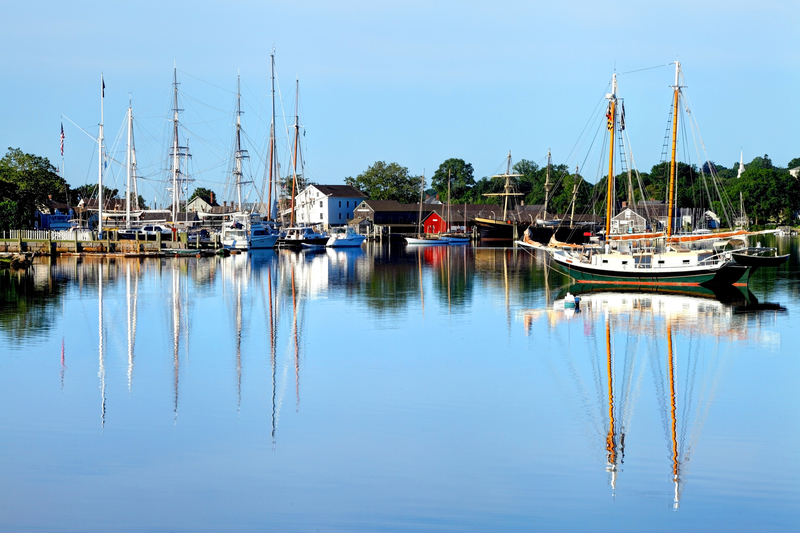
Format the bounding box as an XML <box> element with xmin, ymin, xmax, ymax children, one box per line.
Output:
<box><xmin>267</xmin><ymin>49</ymin><xmax>276</xmax><ymax>221</ymax></box>
<box><xmin>604</xmin><ymin>74</ymin><xmax>617</xmax><ymax>238</ymax></box>
<box><xmin>417</xmin><ymin>172</ymin><xmax>424</xmax><ymax>237</ymax></box>
<box><xmin>290</xmin><ymin>77</ymin><xmax>300</xmax><ymax>226</ymax></box>
<box><xmin>543</xmin><ymin>149</ymin><xmax>551</xmax><ymax>220</ymax></box>
<box><xmin>570</xmin><ymin>165</ymin><xmax>580</xmax><ymax>228</ymax></box>
<box><xmin>666</xmin><ymin>61</ymin><xmax>681</xmax><ymax>238</ymax></box>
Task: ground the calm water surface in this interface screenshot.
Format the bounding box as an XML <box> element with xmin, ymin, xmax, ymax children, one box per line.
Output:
<box><xmin>1</xmin><ymin>237</ymin><xmax>799</xmax><ymax>532</ymax></box>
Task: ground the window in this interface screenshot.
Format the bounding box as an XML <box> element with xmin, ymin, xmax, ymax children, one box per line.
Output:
<box><xmin>602</xmin><ymin>260</ymin><xmax>608</xmax><ymax>264</ymax></box>
<box><xmin>320</xmin><ymin>213</ymin><xmax>323</xmax><ymax>220</ymax></box>
<box><xmin>347</xmin><ymin>213</ymin><xmax>350</xmax><ymax>219</ymax></box>
<box><xmin>347</xmin><ymin>201</ymin><xmax>350</xmax><ymax>207</ymax></box>
<box><xmin>339</xmin><ymin>201</ymin><xmax>341</xmax><ymax>207</ymax></box>
<box><xmin>339</xmin><ymin>213</ymin><xmax>342</xmax><ymax>220</ymax></box>
<box><xmin>320</xmin><ymin>201</ymin><xmax>323</xmax><ymax>208</ymax></box>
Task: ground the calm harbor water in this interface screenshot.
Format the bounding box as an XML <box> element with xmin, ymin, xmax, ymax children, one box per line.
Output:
<box><xmin>1</xmin><ymin>237</ymin><xmax>799</xmax><ymax>532</ymax></box>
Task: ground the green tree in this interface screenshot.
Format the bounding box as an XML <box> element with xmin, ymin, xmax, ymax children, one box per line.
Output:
<box><xmin>73</xmin><ymin>184</ymin><xmax>119</xmax><ymax>201</ymax></box>
<box><xmin>345</xmin><ymin>161</ymin><xmax>422</xmax><ymax>204</ymax></box>
<box><xmin>430</xmin><ymin>159</ymin><xmax>475</xmax><ymax>203</ymax></box>
<box><xmin>0</xmin><ymin>148</ymin><xmax>67</xmax><ymax>230</ymax></box>
<box><xmin>188</xmin><ymin>187</ymin><xmax>217</xmax><ymax>205</ymax></box>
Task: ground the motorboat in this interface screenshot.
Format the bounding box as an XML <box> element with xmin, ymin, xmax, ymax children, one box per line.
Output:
<box><xmin>326</xmin><ymin>226</ymin><xmax>366</xmax><ymax>247</ymax></box>
<box><xmin>277</xmin><ymin>226</ymin><xmax>329</xmax><ymax>248</ymax></box>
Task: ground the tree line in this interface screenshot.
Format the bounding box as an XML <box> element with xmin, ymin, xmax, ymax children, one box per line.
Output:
<box><xmin>2</xmin><ymin>146</ymin><xmax>799</xmax><ymax>231</ymax></box>
<box><xmin>346</xmin><ymin>155</ymin><xmax>800</xmax><ymax>225</ymax></box>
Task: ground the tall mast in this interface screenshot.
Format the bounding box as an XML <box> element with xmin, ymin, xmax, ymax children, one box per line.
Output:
<box><xmin>171</xmin><ymin>67</ymin><xmax>180</xmax><ymax>229</ymax></box>
<box><xmin>543</xmin><ymin>149</ymin><xmax>551</xmax><ymax>220</ymax></box>
<box><xmin>98</xmin><ymin>73</ymin><xmax>105</xmax><ymax>237</ymax></box>
<box><xmin>417</xmin><ymin>171</ymin><xmax>424</xmax><ymax>236</ymax></box>
<box><xmin>447</xmin><ymin>169</ymin><xmax>451</xmax><ymax>233</ymax></box>
<box><xmin>126</xmin><ymin>99</ymin><xmax>132</xmax><ymax>229</ymax></box>
<box><xmin>604</xmin><ymin>74</ymin><xmax>617</xmax><ymax>238</ymax></box>
<box><xmin>667</xmin><ymin>61</ymin><xmax>682</xmax><ymax>238</ymax></box>
<box><xmin>570</xmin><ymin>165</ymin><xmax>580</xmax><ymax>228</ymax></box>
<box><xmin>268</xmin><ymin>49</ymin><xmax>276</xmax><ymax>221</ymax></box>
<box><xmin>290</xmin><ymin>77</ymin><xmax>300</xmax><ymax>226</ymax></box>
<box><xmin>504</xmin><ymin>151</ymin><xmax>512</xmax><ymax>220</ymax></box>
<box><xmin>233</xmin><ymin>74</ymin><xmax>250</xmax><ymax>212</ymax></box>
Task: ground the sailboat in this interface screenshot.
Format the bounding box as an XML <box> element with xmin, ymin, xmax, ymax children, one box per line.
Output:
<box><xmin>472</xmin><ymin>151</ymin><xmax>525</xmax><ymax>241</ymax></box>
<box><xmin>404</xmin><ymin>171</ymin><xmax>447</xmax><ymax>245</ymax></box>
<box><xmin>438</xmin><ymin>170</ymin><xmax>470</xmax><ymax>244</ymax></box>
<box><xmin>549</xmin><ymin>66</ymin><xmax>745</xmax><ymax>287</ymax></box>
<box><xmin>221</xmin><ymin>76</ymin><xmax>279</xmax><ymax>250</ymax></box>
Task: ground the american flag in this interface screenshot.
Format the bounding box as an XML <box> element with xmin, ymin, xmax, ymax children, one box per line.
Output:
<box><xmin>60</xmin><ymin>122</ymin><xmax>65</xmax><ymax>156</ymax></box>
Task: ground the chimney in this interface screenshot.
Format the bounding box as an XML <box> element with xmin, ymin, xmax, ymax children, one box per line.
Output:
<box><xmin>621</xmin><ymin>201</ymin><xmax>627</xmax><ymax>208</ymax></box>
<box><xmin>223</xmin><ymin>200</ymin><xmax>227</xmax><ymax>207</ymax></box>
<box><xmin>210</xmin><ymin>191</ymin><xmax>215</xmax><ymax>205</ymax></box>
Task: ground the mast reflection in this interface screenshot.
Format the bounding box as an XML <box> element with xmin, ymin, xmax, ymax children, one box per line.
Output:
<box><xmin>519</xmin><ymin>286</ymin><xmax>785</xmax><ymax>506</ymax></box>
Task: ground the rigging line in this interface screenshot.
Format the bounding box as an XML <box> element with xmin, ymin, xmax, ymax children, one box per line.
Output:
<box><xmin>619</xmin><ymin>63</ymin><xmax>673</xmax><ymax>75</ymax></box>
<box><xmin>176</xmin><ymin>69</ymin><xmax>237</xmax><ymax>94</ymax></box>
<box><xmin>563</xmin><ymin>85</ymin><xmax>612</xmax><ymax>166</ymax></box>
<box><xmin>61</xmin><ymin>114</ymin><xmax>100</xmax><ymax>144</ymax></box>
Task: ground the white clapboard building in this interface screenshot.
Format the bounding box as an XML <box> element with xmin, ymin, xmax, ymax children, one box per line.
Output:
<box><xmin>293</xmin><ymin>185</ymin><xmax>367</xmax><ymax>227</ymax></box>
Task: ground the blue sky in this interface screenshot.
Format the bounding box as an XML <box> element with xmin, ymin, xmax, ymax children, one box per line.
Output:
<box><xmin>1</xmin><ymin>0</ymin><xmax>797</xmax><ymax>205</ymax></box>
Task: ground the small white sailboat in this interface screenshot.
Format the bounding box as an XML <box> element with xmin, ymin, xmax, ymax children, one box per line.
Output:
<box><xmin>405</xmin><ymin>171</ymin><xmax>448</xmax><ymax>246</ymax></box>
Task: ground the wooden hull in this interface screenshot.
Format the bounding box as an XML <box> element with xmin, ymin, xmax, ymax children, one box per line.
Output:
<box><xmin>551</xmin><ymin>255</ymin><xmax>727</xmax><ymax>286</ymax></box>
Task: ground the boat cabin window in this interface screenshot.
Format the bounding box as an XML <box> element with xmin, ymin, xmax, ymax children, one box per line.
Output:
<box><xmin>658</xmin><ymin>260</ymin><xmax>665</xmax><ymax>264</ymax></box>
<box><xmin>602</xmin><ymin>259</ymin><xmax>608</xmax><ymax>264</ymax></box>
<box><xmin>622</xmin><ymin>261</ymin><xmax>628</xmax><ymax>265</ymax></box>
<box><xmin>683</xmin><ymin>259</ymin><xmax>690</xmax><ymax>264</ymax></box>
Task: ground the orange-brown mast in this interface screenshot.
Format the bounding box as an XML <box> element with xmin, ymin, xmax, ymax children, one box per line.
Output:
<box><xmin>604</xmin><ymin>74</ymin><xmax>618</xmax><ymax>238</ymax></box>
<box><xmin>290</xmin><ymin>77</ymin><xmax>300</xmax><ymax>226</ymax></box>
<box><xmin>666</xmin><ymin>61</ymin><xmax>682</xmax><ymax>238</ymax></box>
<box><xmin>267</xmin><ymin>49</ymin><xmax>276</xmax><ymax>221</ymax></box>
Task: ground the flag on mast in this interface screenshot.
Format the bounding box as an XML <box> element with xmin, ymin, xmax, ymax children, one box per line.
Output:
<box><xmin>101</xmin><ymin>75</ymin><xmax>105</xmax><ymax>98</ymax></box>
<box><xmin>60</xmin><ymin>123</ymin><xmax>65</xmax><ymax>156</ymax></box>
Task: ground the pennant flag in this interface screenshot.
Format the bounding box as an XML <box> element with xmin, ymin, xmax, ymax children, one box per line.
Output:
<box><xmin>102</xmin><ymin>75</ymin><xmax>105</xmax><ymax>98</ymax></box>
<box><xmin>60</xmin><ymin>123</ymin><xmax>65</xmax><ymax>156</ymax></box>
<box><xmin>606</xmin><ymin>104</ymin><xmax>613</xmax><ymax>131</ymax></box>
<box><xmin>620</xmin><ymin>103</ymin><xmax>626</xmax><ymax>131</ymax></box>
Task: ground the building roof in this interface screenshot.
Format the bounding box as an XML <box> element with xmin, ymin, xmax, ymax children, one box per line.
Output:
<box><xmin>355</xmin><ymin>200</ymin><xmax>438</xmax><ymax>213</ymax></box>
<box><xmin>310</xmin><ymin>184</ymin><xmax>367</xmax><ymax>198</ymax></box>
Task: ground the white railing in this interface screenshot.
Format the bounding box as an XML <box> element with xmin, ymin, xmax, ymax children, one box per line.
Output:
<box><xmin>2</xmin><ymin>230</ymin><xmax>95</xmax><ymax>241</ymax></box>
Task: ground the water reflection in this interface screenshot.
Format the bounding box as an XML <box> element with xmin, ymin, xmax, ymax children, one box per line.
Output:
<box><xmin>0</xmin><ymin>241</ymin><xmax>796</xmax><ymax>529</ymax></box>
<box><xmin>520</xmin><ymin>286</ymin><xmax>787</xmax><ymax>507</ymax></box>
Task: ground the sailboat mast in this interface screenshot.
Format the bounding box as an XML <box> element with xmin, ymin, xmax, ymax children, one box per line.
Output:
<box><xmin>126</xmin><ymin>100</ymin><xmax>132</xmax><ymax>229</ymax></box>
<box><xmin>604</xmin><ymin>74</ymin><xmax>617</xmax><ymax>238</ymax></box>
<box><xmin>544</xmin><ymin>149</ymin><xmax>551</xmax><ymax>220</ymax></box>
<box><xmin>570</xmin><ymin>165</ymin><xmax>580</xmax><ymax>228</ymax></box>
<box><xmin>667</xmin><ymin>61</ymin><xmax>681</xmax><ymax>238</ymax></box>
<box><xmin>235</xmin><ymin>75</ymin><xmax>244</xmax><ymax>212</ymax></box>
<box><xmin>447</xmin><ymin>169</ymin><xmax>451</xmax><ymax>233</ymax></box>
<box><xmin>171</xmin><ymin>68</ymin><xmax>180</xmax><ymax>229</ymax></box>
<box><xmin>418</xmin><ymin>172</ymin><xmax>424</xmax><ymax>236</ymax></box>
<box><xmin>290</xmin><ymin>77</ymin><xmax>300</xmax><ymax>226</ymax></box>
<box><xmin>98</xmin><ymin>73</ymin><xmax>105</xmax><ymax>237</ymax></box>
<box><xmin>503</xmin><ymin>151</ymin><xmax>513</xmax><ymax>220</ymax></box>
<box><xmin>268</xmin><ymin>49</ymin><xmax>276</xmax><ymax>221</ymax></box>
